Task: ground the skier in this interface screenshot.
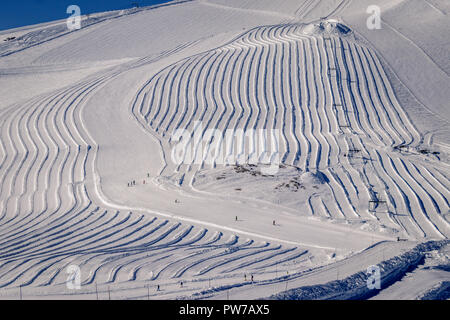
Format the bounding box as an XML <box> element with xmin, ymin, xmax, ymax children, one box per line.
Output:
<box><xmin>273</xmin><ymin>220</ymin><xmax>276</xmax><ymax>226</ymax></box>
<box><xmin>235</xmin><ymin>216</ymin><xmax>238</xmax><ymax>221</ymax></box>
<box><xmin>157</xmin><ymin>285</ymin><xmax>160</xmax><ymax>291</ymax></box>
<box><xmin>251</xmin><ymin>274</ymin><xmax>254</xmax><ymax>282</ymax></box>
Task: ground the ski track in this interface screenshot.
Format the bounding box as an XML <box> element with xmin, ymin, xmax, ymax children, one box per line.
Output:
<box><xmin>0</xmin><ymin>21</ymin><xmax>449</xmax><ymax>295</ymax></box>
<box><xmin>132</xmin><ymin>24</ymin><xmax>450</xmax><ymax>240</ymax></box>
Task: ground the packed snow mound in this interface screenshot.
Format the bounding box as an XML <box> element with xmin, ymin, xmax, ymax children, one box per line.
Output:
<box><xmin>300</xmin><ymin>171</ymin><xmax>328</xmax><ymax>185</ymax></box>
<box><xmin>302</xmin><ymin>19</ymin><xmax>352</xmax><ymax>36</ymax></box>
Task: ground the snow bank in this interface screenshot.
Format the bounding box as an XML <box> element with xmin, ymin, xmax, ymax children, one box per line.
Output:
<box><xmin>302</xmin><ymin>20</ymin><xmax>352</xmax><ymax>36</ymax></box>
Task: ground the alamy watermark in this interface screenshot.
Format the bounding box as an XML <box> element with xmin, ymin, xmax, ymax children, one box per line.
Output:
<box><xmin>170</xmin><ymin>121</ymin><xmax>280</xmax><ymax>175</ymax></box>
